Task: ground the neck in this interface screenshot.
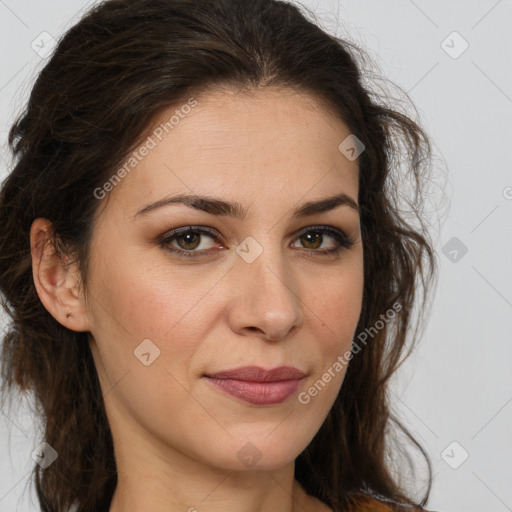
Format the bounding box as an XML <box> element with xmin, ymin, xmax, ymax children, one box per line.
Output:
<box><xmin>109</xmin><ymin>458</ymin><xmax>322</xmax><ymax>512</ymax></box>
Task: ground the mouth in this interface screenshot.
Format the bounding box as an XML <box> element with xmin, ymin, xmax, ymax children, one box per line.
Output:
<box><xmin>203</xmin><ymin>366</ymin><xmax>306</xmax><ymax>406</ymax></box>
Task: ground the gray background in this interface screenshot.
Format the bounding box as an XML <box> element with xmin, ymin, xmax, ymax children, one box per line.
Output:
<box><xmin>1</xmin><ymin>1</ymin><xmax>511</xmax><ymax>511</ymax></box>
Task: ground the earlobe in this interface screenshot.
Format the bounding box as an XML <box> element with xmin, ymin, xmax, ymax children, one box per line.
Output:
<box><xmin>30</xmin><ymin>218</ymin><xmax>91</xmax><ymax>332</ymax></box>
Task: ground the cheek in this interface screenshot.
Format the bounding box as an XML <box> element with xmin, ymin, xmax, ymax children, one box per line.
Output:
<box><xmin>87</xmin><ymin>256</ymin><xmax>214</xmax><ymax>430</ymax></box>
<box><xmin>91</xmin><ymin>253</ymin><xmax>215</xmax><ymax>340</ymax></box>
<box><xmin>303</xmin><ymin>263</ymin><xmax>364</xmax><ymax>393</ymax></box>
<box><xmin>87</xmin><ymin>251</ymin><xmax>231</xmax><ymax>393</ymax></box>
<box><xmin>309</xmin><ymin>264</ymin><xmax>364</xmax><ymax>337</ymax></box>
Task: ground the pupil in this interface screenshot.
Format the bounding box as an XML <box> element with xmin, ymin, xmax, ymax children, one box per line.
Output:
<box><xmin>303</xmin><ymin>233</ymin><xmax>321</xmax><ymax>248</ymax></box>
<box><xmin>179</xmin><ymin>233</ymin><xmax>199</xmax><ymax>249</ymax></box>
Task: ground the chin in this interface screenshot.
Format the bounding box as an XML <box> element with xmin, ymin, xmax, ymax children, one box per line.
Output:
<box><xmin>206</xmin><ymin>430</ymin><xmax>311</xmax><ymax>472</ymax></box>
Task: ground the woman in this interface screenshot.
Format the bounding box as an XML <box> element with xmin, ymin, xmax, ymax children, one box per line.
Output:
<box><xmin>0</xmin><ymin>0</ymin><xmax>439</xmax><ymax>511</ymax></box>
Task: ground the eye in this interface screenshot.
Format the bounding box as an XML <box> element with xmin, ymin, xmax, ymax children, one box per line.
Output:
<box><xmin>159</xmin><ymin>225</ymin><xmax>356</xmax><ymax>258</ymax></box>
<box><xmin>291</xmin><ymin>225</ymin><xmax>356</xmax><ymax>255</ymax></box>
<box><xmin>160</xmin><ymin>226</ymin><xmax>221</xmax><ymax>257</ymax></box>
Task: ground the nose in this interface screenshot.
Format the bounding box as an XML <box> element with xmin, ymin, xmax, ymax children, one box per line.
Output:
<box><xmin>227</xmin><ymin>241</ymin><xmax>303</xmax><ymax>341</ymax></box>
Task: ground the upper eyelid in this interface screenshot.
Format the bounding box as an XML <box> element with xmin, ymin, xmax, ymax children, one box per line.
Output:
<box><xmin>161</xmin><ymin>224</ymin><xmax>351</xmax><ymax>246</ymax></box>
<box><xmin>162</xmin><ymin>224</ymin><xmax>346</xmax><ymax>236</ymax></box>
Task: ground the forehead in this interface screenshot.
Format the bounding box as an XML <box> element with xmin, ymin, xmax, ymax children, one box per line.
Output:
<box><xmin>102</xmin><ymin>86</ymin><xmax>359</xmax><ymax>217</ymax></box>
<box><xmin>155</xmin><ymin>85</ymin><xmax>353</xmax><ymax>160</ymax></box>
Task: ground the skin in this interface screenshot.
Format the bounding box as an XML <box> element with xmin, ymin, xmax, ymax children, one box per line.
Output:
<box><xmin>30</xmin><ymin>86</ymin><xmax>364</xmax><ymax>512</ymax></box>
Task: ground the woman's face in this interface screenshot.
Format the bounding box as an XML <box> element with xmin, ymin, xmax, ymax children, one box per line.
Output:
<box><xmin>83</xmin><ymin>86</ymin><xmax>364</xmax><ymax>472</ymax></box>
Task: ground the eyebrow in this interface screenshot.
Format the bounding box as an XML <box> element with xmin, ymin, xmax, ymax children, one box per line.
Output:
<box><xmin>135</xmin><ymin>192</ymin><xmax>359</xmax><ymax>219</ymax></box>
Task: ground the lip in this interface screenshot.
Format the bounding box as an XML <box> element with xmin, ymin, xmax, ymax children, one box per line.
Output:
<box><xmin>204</xmin><ymin>366</ymin><xmax>306</xmax><ymax>405</ymax></box>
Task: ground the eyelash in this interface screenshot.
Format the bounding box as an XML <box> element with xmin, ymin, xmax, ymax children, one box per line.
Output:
<box><xmin>159</xmin><ymin>225</ymin><xmax>356</xmax><ymax>259</ymax></box>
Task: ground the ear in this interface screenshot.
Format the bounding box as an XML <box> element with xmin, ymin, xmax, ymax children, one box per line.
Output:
<box><xmin>30</xmin><ymin>218</ymin><xmax>92</xmax><ymax>332</ymax></box>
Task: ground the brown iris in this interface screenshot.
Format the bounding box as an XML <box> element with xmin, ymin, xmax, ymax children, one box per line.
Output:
<box><xmin>176</xmin><ymin>233</ymin><xmax>202</xmax><ymax>250</ymax></box>
<box><xmin>300</xmin><ymin>232</ymin><xmax>322</xmax><ymax>249</ymax></box>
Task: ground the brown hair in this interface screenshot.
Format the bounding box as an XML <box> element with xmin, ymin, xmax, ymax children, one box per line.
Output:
<box><xmin>0</xmin><ymin>0</ymin><xmax>440</xmax><ymax>511</ymax></box>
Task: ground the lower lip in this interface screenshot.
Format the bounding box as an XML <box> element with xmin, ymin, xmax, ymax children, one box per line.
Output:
<box><xmin>205</xmin><ymin>377</ymin><xmax>303</xmax><ymax>405</ymax></box>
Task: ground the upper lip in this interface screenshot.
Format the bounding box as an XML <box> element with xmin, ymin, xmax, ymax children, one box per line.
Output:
<box><xmin>204</xmin><ymin>365</ymin><xmax>306</xmax><ymax>382</ymax></box>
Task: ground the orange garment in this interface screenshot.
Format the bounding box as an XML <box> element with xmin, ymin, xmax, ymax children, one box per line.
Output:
<box><xmin>354</xmin><ymin>494</ymin><xmax>437</xmax><ymax>512</ymax></box>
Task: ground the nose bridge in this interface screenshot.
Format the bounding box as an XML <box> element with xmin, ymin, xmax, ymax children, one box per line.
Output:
<box><xmin>237</xmin><ymin>230</ymin><xmax>290</xmax><ymax>290</ymax></box>
<box><xmin>231</xmin><ymin>232</ymin><xmax>303</xmax><ymax>339</ymax></box>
